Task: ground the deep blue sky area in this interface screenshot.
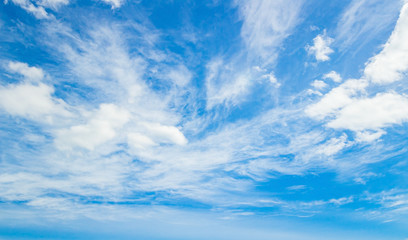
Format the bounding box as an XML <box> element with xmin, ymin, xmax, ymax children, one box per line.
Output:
<box><xmin>1</xmin><ymin>0</ymin><xmax>408</xmax><ymax>239</ymax></box>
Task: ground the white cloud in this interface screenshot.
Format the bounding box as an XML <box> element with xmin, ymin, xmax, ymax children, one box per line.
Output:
<box><xmin>167</xmin><ymin>65</ymin><xmax>192</xmax><ymax>87</ymax></box>
<box><xmin>143</xmin><ymin>122</ymin><xmax>188</xmax><ymax>146</ymax></box>
<box><xmin>311</xmin><ymin>80</ymin><xmax>327</xmax><ymax>90</ymax></box>
<box><xmin>327</xmin><ymin>92</ymin><xmax>408</xmax><ymax>131</ymax></box>
<box><xmin>355</xmin><ymin>130</ymin><xmax>385</xmax><ymax>142</ymax></box>
<box><xmin>205</xmin><ymin>60</ymin><xmax>281</xmax><ymax>109</ymax></box>
<box><xmin>307</xmin><ymin>2</ymin><xmax>408</xmax><ymax>144</ymax></box>
<box><xmin>261</xmin><ymin>72</ymin><xmax>280</xmax><ymax>87</ymax></box>
<box><xmin>323</xmin><ymin>71</ymin><xmax>342</xmax><ymax>83</ymax></box>
<box><xmin>364</xmin><ymin>189</ymin><xmax>408</xmax><ymax>219</ymax></box>
<box><xmin>307</xmin><ymin>31</ymin><xmax>334</xmax><ymax>61</ymax></box>
<box><xmin>305</xmin><ymin>79</ymin><xmax>368</xmax><ymax>120</ymax></box>
<box><xmin>287</xmin><ymin>185</ymin><xmax>306</xmax><ymax>191</ymax></box>
<box><xmin>336</xmin><ymin>0</ymin><xmax>402</xmax><ymax>48</ymax></box>
<box><xmin>316</xmin><ymin>134</ymin><xmax>349</xmax><ymax>156</ymax></box>
<box><xmin>203</xmin><ymin>0</ymin><xmax>301</xmax><ymax>109</ymax></box>
<box><xmin>306</xmin><ymin>80</ymin><xmax>408</xmax><ymax>141</ymax></box>
<box><xmin>0</xmin><ymin>83</ymin><xmax>69</xmax><ymax>121</ymax></box>
<box><xmin>306</xmin><ymin>89</ymin><xmax>322</xmax><ymax>96</ymax></box>
<box><xmin>56</xmin><ymin>25</ymin><xmax>149</xmax><ymax>104</ymax></box>
<box><xmin>10</xmin><ymin>0</ymin><xmax>50</xmax><ymax>19</ymax></box>
<box><xmin>37</xmin><ymin>0</ymin><xmax>69</xmax><ymax>9</ymax></box>
<box><xmin>205</xmin><ymin>58</ymin><xmax>252</xmax><ymax>109</ymax></box>
<box><xmin>5</xmin><ymin>2</ymin><xmax>407</xmax><ymax>220</ymax></box>
<box><xmin>101</xmin><ymin>0</ymin><xmax>124</xmax><ymax>9</ymax></box>
<box><xmin>235</xmin><ymin>0</ymin><xmax>303</xmax><ymax>62</ymax></box>
<box><xmin>7</xmin><ymin>61</ymin><xmax>44</xmax><ymax>82</ymax></box>
<box><xmin>0</xmin><ymin>62</ymin><xmax>71</xmax><ymax>122</ymax></box>
<box><xmin>55</xmin><ymin>104</ymin><xmax>130</xmax><ymax>150</ymax></box>
<box><xmin>127</xmin><ymin>132</ymin><xmax>157</xmax><ymax>149</ymax></box>
<box><xmin>8</xmin><ymin>0</ymin><xmax>69</xmax><ymax>19</ymax></box>
<box><xmin>364</xmin><ymin>2</ymin><xmax>408</xmax><ymax>84</ymax></box>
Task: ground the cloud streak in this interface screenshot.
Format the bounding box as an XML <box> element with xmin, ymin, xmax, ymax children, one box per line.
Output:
<box><xmin>1</xmin><ymin>1</ymin><xmax>408</xmax><ymax>239</ymax></box>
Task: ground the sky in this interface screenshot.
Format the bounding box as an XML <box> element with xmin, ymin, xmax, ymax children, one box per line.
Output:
<box><xmin>1</xmin><ymin>0</ymin><xmax>408</xmax><ymax>239</ymax></box>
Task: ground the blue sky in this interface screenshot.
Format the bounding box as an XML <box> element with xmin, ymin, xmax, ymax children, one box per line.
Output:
<box><xmin>1</xmin><ymin>0</ymin><xmax>408</xmax><ymax>239</ymax></box>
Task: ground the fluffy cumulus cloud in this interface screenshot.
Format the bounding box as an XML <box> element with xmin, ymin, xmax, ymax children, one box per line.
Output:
<box><xmin>311</xmin><ymin>80</ymin><xmax>327</xmax><ymax>90</ymax></box>
<box><xmin>0</xmin><ymin>62</ymin><xmax>69</xmax><ymax>121</ymax></box>
<box><xmin>306</xmin><ymin>77</ymin><xmax>408</xmax><ymax>141</ymax></box>
<box><xmin>0</xmin><ymin>83</ymin><xmax>68</xmax><ymax>120</ymax></box>
<box><xmin>7</xmin><ymin>61</ymin><xmax>44</xmax><ymax>82</ymax></box>
<box><xmin>305</xmin><ymin>79</ymin><xmax>368</xmax><ymax>120</ymax></box>
<box><xmin>307</xmin><ymin>31</ymin><xmax>334</xmax><ymax>61</ymax></box>
<box><xmin>55</xmin><ymin>104</ymin><xmax>130</xmax><ymax>150</ymax></box>
<box><xmin>323</xmin><ymin>71</ymin><xmax>342</xmax><ymax>83</ymax></box>
<box><xmin>143</xmin><ymin>122</ymin><xmax>188</xmax><ymax>146</ymax></box>
<box><xmin>327</xmin><ymin>92</ymin><xmax>408</xmax><ymax>131</ymax></box>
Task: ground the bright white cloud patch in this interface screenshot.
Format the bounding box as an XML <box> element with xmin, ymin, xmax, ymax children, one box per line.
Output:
<box><xmin>364</xmin><ymin>2</ymin><xmax>408</xmax><ymax>84</ymax></box>
<box><xmin>311</xmin><ymin>80</ymin><xmax>327</xmax><ymax>90</ymax></box>
<box><xmin>7</xmin><ymin>61</ymin><xmax>44</xmax><ymax>82</ymax></box>
<box><xmin>55</xmin><ymin>104</ymin><xmax>130</xmax><ymax>150</ymax></box>
<box><xmin>323</xmin><ymin>71</ymin><xmax>342</xmax><ymax>83</ymax></box>
<box><xmin>307</xmin><ymin>31</ymin><xmax>334</xmax><ymax>61</ymax></box>
<box><xmin>327</xmin><ymin>93</ymin><xmax>408</xmax><ymax>131</ymax></box>
<box><xmin>0</xmin><ymin>83</ymin><xmax>68</xmax><ymax>121</ymax></box>
<box><xmin>0</xmin><ymin>62</ymin><xmax>69</xmax><ymax>121</ymax></box>
<box><xmin>305</xmin><ymin>79</ymin><xmax>368</xmax><ymax>120</ymax></box>
<box><xmin>143</xmin><ymin>122</ymin><xmax>188</xmax><ymax>146</ymax></box>
<box><xmin>307</xmin><ymin>78</ymin><xmax>408</xmax><ymax>140</ymax></box>
<box><xmin>0</xmin><ymin>61</ymin><xmax>70</xmax><ymax>120</ymax></box>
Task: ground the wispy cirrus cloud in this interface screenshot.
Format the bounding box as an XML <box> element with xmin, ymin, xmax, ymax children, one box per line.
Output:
<box><xmin>336</xmin><ymin>0</ymin><xmax>402</xmax><ymax>49</ymax></box>
<box><xmin>235</xmin><ymin>0</ymin><xmax>304</xmax><ymax>63</ymax></box>
<box><xmin>6</xmin><ymin>0</ymin><xmax>70</xmax><ymax>19</ymax></box>
<box><xmin>1</xmin><ymin>1</ymin><xmax>408</xmax><ymax>239</ymax></box>
<box><xmin>204</xmin><ymin>0</ymin><xmax>303</xmax><ymax>109</ymax></box>
<box><xmin>306</xmin><ymin>31</ymin><xmax>334</xmax><ymax>61</ymax></box>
